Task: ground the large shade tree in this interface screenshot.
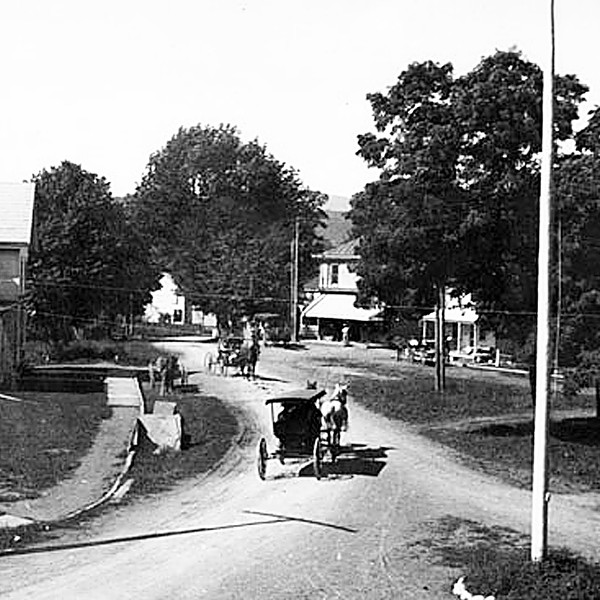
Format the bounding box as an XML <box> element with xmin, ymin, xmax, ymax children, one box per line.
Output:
<box><xmin>28</xmin><ymin>161</ymin><xmax>159</xmax><ymax>342</ymax></box>
<box><xmin>556</xmin><ymin>108</ymin><xmax>600</xmax><ymax>403</ymax></box>
<box><xmin>351</xmin><ymin>50</ymin><xmax>590</xmax><ymax>360</ymax></box>
<box><xmin>131</xmin><ymin>124</ymin><xmax>327</xmax><ymax>327</ymax></box>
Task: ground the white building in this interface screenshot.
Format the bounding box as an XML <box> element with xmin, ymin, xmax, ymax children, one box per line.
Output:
<box><xmin>301</xmin><ymin>240</ymin><xmax>382</xmax><ymax>341</ymax></box>
<box><xmin>144</xmin><ymin>273</ymin><xmax>185</xmax><ymax>324</ymax></box>
<box><xmin>144</xmin><ymin>273</ymin><xmax>217</xmax><ymax>331</ymax></box>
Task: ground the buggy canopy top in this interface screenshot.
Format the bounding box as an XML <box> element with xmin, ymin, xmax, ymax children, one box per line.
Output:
<box><xmin>265</xmin><ymin>389</ymin><xmax>326</xmax><ymax>405</ymax></box>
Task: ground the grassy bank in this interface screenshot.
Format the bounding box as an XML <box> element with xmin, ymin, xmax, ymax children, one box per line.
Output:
<box><xmin>413</xmin><ymin>516</ymin><xmax>600</xmax><ymax>599</ymax></box>
<box><xmin>305</xmin><ymin>353</ymin><xmax>600</xmax><ymax>493</ymax></box>
<box><xmin>0</xmin><ymin>391</ymin><xmax>109</xmax><ymax>501</ymax></box>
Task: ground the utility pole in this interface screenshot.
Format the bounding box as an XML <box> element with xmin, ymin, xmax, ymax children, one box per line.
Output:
<box><xmin>435</xmin><ymin>283</ymin><xmax>446</xmax><ymax>392</ymax></box>
<box><xmin>290</xmin><ymin>217</ymin><xmax>300</xmax><ymax>343</ymax></box>
<box><xmin>531</xmin><ymin>0</ymin><xmax>555</xmax><ymax>564</ymax></box>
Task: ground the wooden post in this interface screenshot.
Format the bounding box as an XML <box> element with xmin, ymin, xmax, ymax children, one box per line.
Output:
<box><xmin>531</xmin><ymin>0</ymin><xmax>554</xmax><ymax>564</ymax></box>
<box><xmin>435</xmin><ymin>283</ymin><xmax>446</xmax><ymax>392</ymax></box>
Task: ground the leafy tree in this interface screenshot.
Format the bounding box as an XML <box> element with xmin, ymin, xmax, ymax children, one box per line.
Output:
<box><xmin>554</xmin><ymin>149</ymin><xmax>600</xmax><ymax>408</ymax></box>
<box><xmin>351</xmin><ymin>50</ymin><xmax>588</xmax><ymax>360</ymax></box>
<box><xmin>131</xmin><ymin>124</ymin><xmax>326</xmax><ymax>327</ymax></box>
<box><xmin>27</xmin><ymin>161</ymin><xmax>159</xmax><ymax>342</ymax></box>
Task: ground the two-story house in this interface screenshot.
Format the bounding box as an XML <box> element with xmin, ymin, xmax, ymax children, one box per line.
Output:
<box><xmin>300</xmin><ymin>239</ymin><xmax>382</xmax><ymax>342</ymax></box>
<box><xmin>0</xmin><ymin>182</ymin><xmax>35</xmax><ymax>387</ymax></box>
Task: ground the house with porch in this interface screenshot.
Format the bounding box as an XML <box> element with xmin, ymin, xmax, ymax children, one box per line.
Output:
<box><xmin>300</xmin><ymin>239</ymin><xmax>383</xmax><ymax>342</ymax></box>
<box><xmin>420</xmin><ymin>292</ymin><xmax>496</xmax><ymax>359</ymax></box>
<box><xmin>0</xmin><ymin>182</ymin><xmax>36</xmax><ymax>387</ymax></box>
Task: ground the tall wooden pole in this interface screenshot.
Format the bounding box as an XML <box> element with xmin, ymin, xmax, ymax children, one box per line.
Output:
<box><xmin>435</xmin><ymin>283</ymin><xmax>446</xmax><ymax>392</ymax></box>
<box><xmin>531</xmin><ymin>0</ymin><xmax>555</xmax><ymax>564</ymax></box>
<box><xmin>291</xmin><ymin>217</ymin><xmax>300</xmax><ymax>343</ymax></box>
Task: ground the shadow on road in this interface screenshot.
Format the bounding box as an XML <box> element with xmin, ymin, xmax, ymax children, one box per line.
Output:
<box><xmin>297</xmin><ymin>444</ymin><xmax>390</xmax><ymax>479</ymax></box>
<box><xmin>243</xmin><ymin>509</ymin><xmax>357</xmax><ymax>533</ymax></box>
<box><xmin>0</xmin><ymin>510</ymin><xmax>353</xmax><ymax>557</ymax></box>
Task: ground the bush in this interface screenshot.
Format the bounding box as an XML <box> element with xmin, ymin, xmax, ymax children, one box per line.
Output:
<box><xmin>40</xmin><ymin>339</ymin><xmax>160</xmax><ymax>367</ymax></box>
<box><xmin>56</xmin><ymin>340</ymin><xmax>120</xmax><ymax>362</ymax></box>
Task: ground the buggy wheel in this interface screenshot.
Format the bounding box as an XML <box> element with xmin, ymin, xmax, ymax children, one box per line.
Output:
<box><xmin>204</xmin><ymin>352</ymin><xmax>216</xmax><ymax>373</ymax></box>
<box><xmin>313</xmin><ymin>437</ymin><xmax>322</xmax><ymax>480</ymax></box>
<box><xmin>215</xmin><ymin>356</ymin><xmax>226</xmax><ymax>376</ymax></box>
<box><xmin>257</xmin><ymin>437</ymin><xmax>268</xmax><ymax>480</ymax></box>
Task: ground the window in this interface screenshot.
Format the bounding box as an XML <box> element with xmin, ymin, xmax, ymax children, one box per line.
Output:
<box><xmin>330</xmin><ymin>264</ymin><xmax>339</xmax><ymax>286</ymax></box>
<box><xmin>173</xmin><ymin>309</ymin><xmax>183</xmax><ymax>323</ymax></box>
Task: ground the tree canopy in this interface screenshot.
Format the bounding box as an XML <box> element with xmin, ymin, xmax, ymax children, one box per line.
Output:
<box><xmin>27</xmin><ymin>161</ymin><xmax>159</xmax><ymax>342</ymax></box>
<box><xmin>131</xmin><ymin>124</ymin><xmax>327</xmax><ymax>326</ymax></box>
<box><xmin>350</xmin><ymin>50</ymin><xmax>595</xmax><ymax>359</ymax></box>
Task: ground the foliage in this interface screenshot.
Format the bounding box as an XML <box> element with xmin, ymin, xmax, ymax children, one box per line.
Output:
<box><xmin>350</xmin><ymin>50</ymin><xmax>590</xmax><ymax>351</ymax></box>
<box><xmin>131</xmin><ymin>124</ymin><xmax>327</xmax><ymax>326</ymax></box>
<box><xmin>554</xmin><ymin>146</ymin><xmax>600</xmax><ymax>392</ymax></box>
<box><xmin>27</xmin><ymin>161</ymin><xmax>160</xmax><ymax>343</ymax></box>
<box><xmin>47</xmin><ymin>339</ymin><xmax>157</xmax><ymax>366</ymax></box>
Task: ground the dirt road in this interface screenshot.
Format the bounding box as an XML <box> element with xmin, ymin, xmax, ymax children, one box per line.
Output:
<box><xmin>1</xmin><ymin>340</ymin><xmax>599</xmax><ymax>599</ymax></box>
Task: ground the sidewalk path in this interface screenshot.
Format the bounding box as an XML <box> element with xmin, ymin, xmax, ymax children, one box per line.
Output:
<box><xmin>0</xmin><ymin>379</ymin><xmax>141</xmax><ymax>525</ymax></box>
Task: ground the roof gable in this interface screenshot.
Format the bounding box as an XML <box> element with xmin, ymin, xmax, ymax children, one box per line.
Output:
<box><xmin>0</xmin><ymin>183</ymin><xmax>35</xmax><ymax>245</ymax></box>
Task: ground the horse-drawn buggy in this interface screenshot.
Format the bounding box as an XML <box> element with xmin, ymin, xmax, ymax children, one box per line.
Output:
<box><xmin>204</xmin><ymin>335</ymin><xmax>259</xmax><ymax>378</ymax></box>
<box><xmin>256</xmin><ymin>385</ymin><xmax>348</xmax><ymax>480</ymax></box>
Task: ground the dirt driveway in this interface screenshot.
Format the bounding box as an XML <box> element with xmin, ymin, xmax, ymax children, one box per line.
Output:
<box><xmin>1</xmin><ymin>340</ymin><xmax>599</xmax><ymax>599</ymax></box>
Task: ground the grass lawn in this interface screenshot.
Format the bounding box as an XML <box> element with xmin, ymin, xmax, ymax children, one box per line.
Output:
<box><xmin>307</xmin><ymin>354</ymin><xmax>600</xmax><ymax>493</ymax></box>
<box><xmin>412</xmin><ymin>515</ymin><xmax>600</xmax><ymax>599</ymax></box>
<box><xmin>0</xmin><ymin>391</ymin><xmax>109</xmax><ymax>500</ymax></box>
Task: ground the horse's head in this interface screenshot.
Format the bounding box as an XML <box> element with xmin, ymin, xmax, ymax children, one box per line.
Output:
<box><xmin>332</xmin><ymin>383</ymin><xmax>349</xmax><ymax>403</ymax></box>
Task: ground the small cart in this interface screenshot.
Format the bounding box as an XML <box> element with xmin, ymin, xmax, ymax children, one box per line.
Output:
<box><xmin>204</xmin><ymin>336</ymin><xmax>245</xmax><ymax>376</ymax></box>
<box><xmin>257</xmin><ymin>388</ymin><xmax>339</xmax><ymax>480</ymax></box>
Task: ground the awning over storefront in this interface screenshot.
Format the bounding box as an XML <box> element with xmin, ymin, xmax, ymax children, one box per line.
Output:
<box><xmin>302</xmin><ymin>293</ymin><xmax>383</xmax><ymax>322</ymax></box>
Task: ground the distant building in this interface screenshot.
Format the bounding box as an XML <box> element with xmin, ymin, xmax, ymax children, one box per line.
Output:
<box><xmin>0</xmin><ymin>182</ymin><xmax>35</xmax><ymax>387</ymax></box>
<box><xmin>144</xmin><ymin>273</ymin><xmax>216</xmax><ymax>331</ymax></box>
<box><xmin>301</xmin><ymin>239</ymin><xmax>382</xmax><ymax>342</ymax></box>
<box><xmin>144</xmin><ymin>273</ymin><xmax>186</xmax><ymax>325</ymax></box>
<box><xmin>420</xmin><ymin>292</ymin><xmax>496</xmax><ymax>355</ymax></box>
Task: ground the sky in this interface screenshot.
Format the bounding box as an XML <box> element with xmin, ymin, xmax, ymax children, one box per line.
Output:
<box><xmin>2</xmin><ymin>1</ymin><xmax>599</xmax><ymax>212</ymax></box>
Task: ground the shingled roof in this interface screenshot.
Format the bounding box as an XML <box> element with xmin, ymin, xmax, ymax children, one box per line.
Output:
<box><xmin>0</xmin><ymin>183</ymin><xmax>35</xmax><ymax>245</ymax></box>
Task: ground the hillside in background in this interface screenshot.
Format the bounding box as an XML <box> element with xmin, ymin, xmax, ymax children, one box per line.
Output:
<box><xmin>322</xmin><ymin>210</ymin><xmax>352</xmax><ymax>249</ymax></box>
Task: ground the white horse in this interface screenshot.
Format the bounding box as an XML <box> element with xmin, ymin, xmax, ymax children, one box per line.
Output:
<box><xmin>319</xmin><ymin>383</ymin><xmax>349</xmax><ymax>455</ymax></box>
